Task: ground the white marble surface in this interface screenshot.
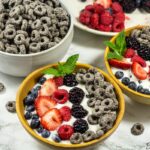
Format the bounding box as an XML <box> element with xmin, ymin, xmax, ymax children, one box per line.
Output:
<box><xmin>1</xmin><ymin>28</ymin><xmax>150</xmax><ymax>150</ymax></box>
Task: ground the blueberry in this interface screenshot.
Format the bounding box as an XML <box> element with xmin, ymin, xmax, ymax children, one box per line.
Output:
<box><xmin>38</xmin><ymin>77</ymin><xmax>46</xmax><ymax>84</ymax></box>
<box><xmin>143</xmin><ymin>89</ymin><xmax>150</xmax><ymax>95</ymax></box>
<box><xmin>30</xmin><ymin>119</ymin><xmax>40</xmax><ymax>129</ymax></box>
<box><xmin>52</xmin><ymin>134</ymin><xmax>61</xmax><ymax>142</ymax></box>
<box><xmin>137</xmin><ymin>85</ymin><xmax>144</xmax><ymax>93</ymax></box>
<box><xmin>31</xmin><ymin>90</ymin><xmax>38</xmax><ymax>99</ymax></box>
<box><xmin>32</xmin><ymin>114</ymin><xmax>39</xmax><ymax>119</ymax></box>
<box><xmin>24</xmin><ymin>95</ymin><xmax>35</xmax><ymax>106</ymax></box>
<box><xmin>35</xmin><ymin>86</ymin><xmax>41</xmax><ymax>91</ymax></box>
<box><xmin>115</xmin><ymin>71</ymin><xmax>124</xmax><ymax>79</ymax></box>
<box><xmin>128</xmin><ymin>82</ymin><xmax>137</xmax><ymax>90</ymax></box>
<box><xmin>41</xmin><ymin>129</ymin><xmax>50</xmax><ymax>138</ymax></box>
<box><xmin>24</xmin><ymin>111</ymin><xmax>32</xmax><ymax>120</ymax></box>
<box><xmin>122</xmin><ymin>77</ymin><xmax>130</xmax><ymax>85</ymax></box>
<box><xmin>36</xmin><ymin>125</ymin><xmax>44</xmax><ymax>133</ymax></box>
<box><xmin>26</xmin><ymin>105</ymin><xmax>35</xmax><ymax>112</ymax></box>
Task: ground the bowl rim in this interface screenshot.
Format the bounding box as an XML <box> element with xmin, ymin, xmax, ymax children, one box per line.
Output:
<box><xmin>0</xmin><ymin>2</ymin><xmax>73</xmax><ymax>58</ymax></box>
<box><xmin>104</xmin><ymin>25</ymin><xmax>150</xmax><ymax>99</ymax></box>
<box><xmin>16</xmin><ymin>63</ymin><xmax>125</xmax><ymax>149</ymax></box>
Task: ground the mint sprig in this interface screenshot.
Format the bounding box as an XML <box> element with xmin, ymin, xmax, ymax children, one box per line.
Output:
<box><xmin>104</xmin><ymin>30</ymin><xmax>126</xmax><ymax>60</ymax></box>
<box><xmin>43</xmin><ymin>54</ymin><xmax>79</xmax><ymax>76</ymax></box>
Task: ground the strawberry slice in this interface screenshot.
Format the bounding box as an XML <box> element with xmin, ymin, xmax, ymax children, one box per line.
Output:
<box><xmin>41</xmin><ymin>108</ymin><xmax>62</xmax><ymax>131</ymax></box>
<box><xmin>132</xmin><ymin>62</ymin><xmax>147</xmax><ymax>80</ymax></box>
<box><xmin>109</xmin><ymin>59</ymin><xmax>132</xmax><ymax>70</ymax></box>
<box><xmin>131</xmin><ymin>55</ymin><xmax>146</xmax><ymax>67</ymax></box>
<box><xmin>39</xmin><ymin>78</ymin><xmax>57</xmax><ymax>96</ymax></box>
<box><xmin>124</xmin><ymin>48</ymin><xmax>135</xmax><ymax>58</ymax></box>
<box><xmin>35</xmin><ymin>96</ymin><xmax>57</xmax><ymax>117</ymax></box>
<box><xmin>95</xmin><ymin>0</ymin><xmax>112</xmax><ymax>8</ymax></box>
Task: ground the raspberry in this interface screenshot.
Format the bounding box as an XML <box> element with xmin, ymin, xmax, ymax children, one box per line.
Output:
<box><xmin>58</xmin><ymin>125</ymin><xmax>74</xmax><ymax>140</ymax></box>
<box><xmin>112</xmin><ymin>2</ymin><xmax>123</xmax><ymax>13</ymax></box>
<box><xmin>124</xmin><ymin>48</ymin><xmax>135</xmax><ymax>58</ymax></box>
<box><xmin>113</xmin><ymin>12</ymin><xmax>125</xmax><ymax>22</ymax></box>
<box><xmin>60</xmin><ymin>106</ymin><xmax>71</xmax><ymax>122</ymax></box>
<box><xmin>112</xmin><ymin>20</ymin><xmax>125</xmax><ymax>32</ymax></box>
<box><xmin>93</xmin><ymin>3</ymin><xmax>105</xmax><ymax>14</ymax></box>
<box><xmin>79</xmin><ymin>10</ymin><xmax>92</xmax><ymax>25</ymax></box>
<box><xmin>85</xmin><ymin>5</ymin><xmax>94</xmax><ymax>12</ymax></box>
<box><xmin>90</xmin><ymin>13</ymin><xmax>99</xmax><ymax>29</ymax></box>
<box><xmin>100</xmin><ymin>11</ymin><xmax>113</xmax><ymax>25</ymax></box>
<box><xmin>97</xmin><ymin>24</ymin><xmax>112</xmax><ymax>32</ymax></box>
<box><xmin>54</xmin><ymin>77</ymin><xmax>63</xmax><ymax>86</ymax></box>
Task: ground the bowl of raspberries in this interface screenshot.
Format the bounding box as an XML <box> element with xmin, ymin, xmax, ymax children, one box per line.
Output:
<box><xmin>0</xmin><ymin>0</ymin><xmax>74</xmax><ymax>77</ymax></box>
<box><xmin>16</xmin><ymin>55</ymin><xmax>125</xmax><ymax>150</ymax></box>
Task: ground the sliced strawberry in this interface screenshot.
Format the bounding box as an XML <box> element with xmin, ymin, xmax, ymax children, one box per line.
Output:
<box><xmin>95</xmin><ymin>0</ymin><xmax>112</xmax><ymax>9</ymax></box>
<box><xmin>60</xmin><ymin>106</ymin><xmax>71</xmax><ymax>122</ymax></box>
<box><xmin>109</xmin><ymin>59</ymin><xmax>132</xmax><ymax>70</ymax></box>
<box><xmin>131</xmin><ymin>55</ymin><xmax>146</xmax><ymax>67</ymax></box>
<box><xmin>35</xmin><ymin>96</ymin><xmax>57</xmax><ymax>117</ymax></box>
<box><xmin>39</xmin><ymin>78</ymin><xmax>57</xmax><ymax>96</ymax></box>
<box><xmin>54</xmin><ymin>77</ymin><xmax>63</xmax><ymax>87</ymax></box>
<box><xmin>41</xmin><ymin>108</ymin><xmax>62</xmax><ymax>131</ymax></box>
<box><xmin>132</xmin><ymin>62</ymin><xmax>147</xmax><ymax>80</ymax></box>
<box><xmin>124</xmin><ymin>48</ymin><xmax>135</xmax><ymax>58</ymax></box>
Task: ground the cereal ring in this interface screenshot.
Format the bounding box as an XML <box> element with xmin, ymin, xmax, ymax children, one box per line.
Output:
<box><xmin>46</xmin><ymin>1</ymin><xmax>53</xmax><ymax>7</ymax></box>
<box><xmin>9</xmin><ymin>6</ymin><xmax>21</xmax><ymax>17</ymax></box>
<box><xmin>131</xmin><ymin>29</ymin><xmax>141</xmax><ymax>38</ymax></box>
<box><xmin>5</xmin><ymin>24</ymin><xmax>15</xmax><ymax>29</ymax></box>
<box><xmin>94</xmin><ymin>77</ymin><xmax>104</xmax><ymax>88</ymax></box>
<box><xmin>21</xmin><ymin>19</ymin><xmax>28</xmax><ymax>31</ymax></box>
<box><xmin>52</xmin><ymin>31</ymin><xmax>59</xmax><ymax>37</ymax></box>
<box><xmin>51</xmin><ymin>0</ymin><xmax>60</xmax><ymax>7</ymax></box>
<box><xmin>17</xmin><ymin>30</ymin><xmax>28</xmax><ymax>37</ymax></box>
<box><xmin>40</xmin><ymin>16</ymin><xmax>51</xmax><ymax>26</ymax></box>
<box><xmin>87</xmin><ymin>98</ymin><xmax>97</xmax><ymax>107</ymax></box>
<box><xmin>4</xmin><ymin>28</ymin><xmax>16</xmax><ymax>39</ymax></box>
<box><xmin>82</xmin><ymin>131</ymin><xmax>96</xmax><ymax>142</ymax></box>
<box><xmin>31</xmin><ymin>19</ymin><xmax>41</xmax><ymax>30</ymax></box>
<box><xmin>88</xmin><ymin>67</ymin><xmax>98</xmax><ymax>74</ymax></box>
<box><xmin>18</xmin><ymin>44</ymin><xmax>26</xmax><ymax>54</ymax></box>
<box><xmin>60</xmin><ymin>26</ymin><xmax>68</xmax><ymax>37</ymax></box>
<box><xmin>29</xmin><ymin>42</ymin><xmax>41</xmax><ymax>53</ymax></box>
<box><xmin>70</xmin><ymin>133</ymin><xmax>83</xmax><ymax>144</ymax></box>
<box><xmin>54</xmin><ymin>37</ymin><xmax>61</xmax><ymax>43</ymax></box>
<box><xmin>0</xmin><ymin>13</ymin><xmax>9</xmax><ymax>23</ymax></box>
<box><xmin>6</xmin><ymin>101</ymin><xmax>16</xmax><ymax>113</ymax></box>
<box><xmin>105</xmin><ymin>86</ymin><xmax>116</xmax><ymax>98</ymax></box>
<box><xmin>39</xmin><ymin>25</ymin><xmax>49</xmax><ymax>36</ymax></box>
<box><xmin>112</xmin><ymin>98</ymin><xmax>119</xmax><ymax>110</ymax></box>
<box><xmin>86</xmin><ymin>85</ymin><xmax>96</xmax><ymax>95</ymax></box>
<box><xmin>6</xmin><ymin>45</ymin><xmax>18</xmax><ymax>54</ymax></box>
<box><xmin>28</xmin><ymin>8</ymin><xmax>36</xmax><ymax>20</ymax></box>
<box><xmin>103</xmin><ymin>81</ymin><xmax>113</xmax><ymax>89</ymax></box>
<box><xmin>40</xmin><ymin>36</ymin><xmax>49</xmax><ymax>49</ymax></box>
<box><xmin>54</xmin><ymin>7</ymin><xmax>67</xmax><ymax>17</ymax></box>
<box><xmin>95</xmin><ymin>129</ymin><xmax>104</xmax><ymax>138</ymax></box>
<box><xmin>101</xmin><ymin>98</ymin><xmax>114</xmax><ymax>109</ymax></box>
<box><xmin>78</xmin><ymin>68</ymin><xmax>87</xmax><ymax>74</ymax></box>
<box><xmin>10</xmin><ymin>16</ymin><xmax>22</xmax><ymax>25</ymax></box>
<box><xmin>0</xmin><ymin>82</ymin><xmax>5</xmax><ymax>92</ymax></box>
<box><xmin>49</xmin><ymin>24</ymin><xmax>56</xmax><ymax>32</ymax></box>
<box><xmin>0</xmin><ymin>41</ymin><xmax>5</xmax><ymax>51</ymax></box>
<box><xmin>94</xmin><ymin>100</ymin><xmax>101</xmax><ymax>107</ymax></box>
<box><xmin>93</xmin><ymin>106</ymin><xmax>108</xmax><ymax>116</ymax></box>
<box><xmin>48</xmin><ymin>42</ymin><xmax>57</xmax><ymax>48</ymax></box>
<box><xmin>34</xmin><ymin>5</ymin><xmax>46</xmax><ymax>16</ymax></box>
<box><xmin>25</xmin><ymin>37</ymin><xmax>30</xmax><ymax>48</ymax></box>
<box><xmin>76</xmin><ymin>73</ymin><xmax>85</xmax><ymax>84</ymax></box>
<box><xmin>83</xmin><ymin>73</ymin><xmax>95</xmax><ymax>83</ymax></box>
<box><xmin>94</xmin><ymin>88</ymin><xmax>105</xmax><ymax>100</ymax></box>
<box><xmin>131</xmin><ymin>123</ymin><xmax>144</xmax><ymax>136</ymax></box>
<box><xmin>0</xmin><ymin>1</ymin><xmax>4</xmax><ymax>13</ymax></box>
<box><xmin>31</xmin><ymin>30</ymin><xmax>41</xmax><ymax>42</ymax></box>
<box><xmin>88</xmin><ymin>114</ymin><xmax>98</xmax><ymax>125</ymax></box>
<box><xmin>14</xmin><ymin>34</ymin><xmax>26</xmax><ymax>45</ymax></box>
<box><xmin>18</xmin><ymin>4</ymin><xmax>25</xmax><ymax>13</ymax></box>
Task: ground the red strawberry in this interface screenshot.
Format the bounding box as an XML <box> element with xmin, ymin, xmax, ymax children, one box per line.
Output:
<box><xmin>131</xmin><ymin>55</ymin><xmax>146</xmax><ymax>67</ymax></box>
<box><xmin>35</xmin><ymin>96</ymin><xmax>57</xmax><ymax>117</ymax></box>
<box><xmin>39</xmin><ymin>78</ymin><xmax>57</xmax><ymax>96</ymax></box>
<box><xmin>109</xmin><ymin>59</ymin><xmax>132</xmax><ymax>69</ymax></box>
<box><xmin>41</xmin><ymin>108</ymin><xmax>62</xmax><ymax>131</ymax></box>
<box><xmin>52</xmin><ymin>89</ymin><xmax>69</xmax><ymax>104</ymax></box>
<box><xmin>54</xmin><ymin>77</ymin><xmax>63</xmax><ymax>86</ymax></box>
<box><xmin>112</xmin><ymin>2</ymin><xmax>123</xmax><ymax>13</ymax></box>
<box><xmin>60</xmin><ymin>106</ymin><xmax>71</xmax><ymax>122</ymax></box>
<box><xmin>93</xmin><ymin>3</ymin><xmax>105</xmax><ymax>14</ymax></box>
<box><xmin>58</xmin><ymin>125</ymin><xmax>74</xmax><ymax>140</ymax></box>
<box><xmin>132</xmin><ymin>62</ymin><xmax>147</xmax><ymax>80</ymax></box>
<box><xmin>95</xmin><ymin>0</ymin><xmax>112</xmax><ymax>9</ymax></box>
<box><xmin>124</xmin><ymin>48</ymin><xmax>135</xmax><ymax>58</ymax></box>
<box><xmin>100</xmin><ymin>11</ymin><xmax>113</xmax><ymax>25</ymax></box>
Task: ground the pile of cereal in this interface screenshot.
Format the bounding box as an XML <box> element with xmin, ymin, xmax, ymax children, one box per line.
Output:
<box><xmin>0</xmin><ymin>0</ymin><xmax>70</xmax><ymax>54</ymax></box>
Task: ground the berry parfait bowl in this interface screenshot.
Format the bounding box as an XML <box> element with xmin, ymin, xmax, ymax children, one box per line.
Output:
<box><xmin>105</xmin><ymin>25</ymin><xmax>150</xmax><ymax>105</ymax></box>
<box><xmin>16</xmin><ymin>54</ymin><xmax>124</xmax><ymax>150</ymax></box>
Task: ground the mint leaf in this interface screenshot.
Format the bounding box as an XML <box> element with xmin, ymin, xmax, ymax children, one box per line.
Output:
<box><xmin>104</xmin><ymin>41</ymin><xmax>119</xmax><ymax>52</ymax></box>
<box><xmin>43</xmin><ymin>68</ymin><xmax>61</xmax><ymax>77</ymax></box>
<box><xmin>107</xmin><ymin>52</ymin><xmax>123</xmax><ymax>60</ymax></box>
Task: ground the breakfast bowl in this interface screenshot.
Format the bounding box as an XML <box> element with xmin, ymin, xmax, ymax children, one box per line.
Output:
<box><xmin>16</xmin><ymin>56</ymin><xmax>125</xmax><ymax>150</ymax></box>
<box><xmin>0</xmin><ymin>0</ymin><xmax>74</xmax><ymax>77</ymax></box>
<box><xmin>105</xmin><ymin>25</ymin><xmax>150</xmax><ymax>105</ymax></box>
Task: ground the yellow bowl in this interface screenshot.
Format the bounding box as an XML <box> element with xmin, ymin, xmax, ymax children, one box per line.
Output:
<box><xmin>105</xmin><ymin>25</ymin><xmax>150</xmax><ymax>105</ymax></box>
<box><xmin>16</xmin><ymin>63</ymin><xmax>125</xmax><ymax>150</ymax></box>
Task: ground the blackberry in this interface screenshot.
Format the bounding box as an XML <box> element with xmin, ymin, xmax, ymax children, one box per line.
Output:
<box><xmin>137</xmin><ymin>45</ymin><xmax>150</xmax><ymax>61</ymax></box>
<box><xmin>141</xmin><ymin>0</ymin><xmax>150</xmax><ymax>13</ymax></box>
<box><xmin>63</xmin><ymin>74</ymin><xmax>78</xmax><ymax>87</ymax></box>
<box><xmin>126</xmin><ymin>37</ymin><xmax>140</xmax><ymax>50</ymax></box>
<box><xmin>71</xmin><ymin>105</ymin><xmax>88</xmax><ymax>118</ymax></box>
<box><xmin>73</xmin><ymin>119</ymin><xmax>89</xmax><ymax>134</ymax></box>
<box><xmin>121</xmin><ymin>0</ymin><xmax>137</xmax><ymax>13</ymax></box>
<box><xmin>69</xmin><ymin>87</ymin><xmax>85</xmax><ymax>104</ymax></box>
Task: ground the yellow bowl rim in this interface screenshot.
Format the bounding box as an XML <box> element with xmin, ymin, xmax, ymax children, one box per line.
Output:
<box><xmin>104</xmin><ymin>25</ymin><xmax>150</xmax><ymax>99</ymax></box>
<box><xmin>16</xmin><ymin>63</ymin><xmax>125</xmax><ymax>149</ymax></box>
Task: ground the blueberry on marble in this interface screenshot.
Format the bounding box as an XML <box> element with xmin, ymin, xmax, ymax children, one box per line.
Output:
<box><xmin>32</xmin><ymin>114</ymin><xmax>39</xmax><ymax>119</ymax></box>
<box><xmin>24</xmin><ymin>111</ymin><xmax>32</xmax><ymax>120</ymax></box>
<box><xmin>24</xmin><ymin>95</ymin><xmax>35</xmax><ymax>106</ymax></box>
<box><xmin>30</xmin><ymin>119</ymin><xmax>40</xmax><ymax>129</ymax></box>
<box><xmin>115</xmin><ymin>71</ymin><xmax>124</xmax><ymax>79</ymax></box>
<box><xmin>122</xmin><ymin>77</ymin><xmax>130</xmax><ymax>85</ymax></box>
<box><xmin>41</xmin><ymin>129</ymin><xmax>51</xmax><ymax>138</ymax></box>
<box><xmin>128</xmin><ymin>82</ymin><xmax>137</xmax><ymax>91</ymax></box>
<box><xmin>26</xmin><ymin>105</ymin><xmax>35</xmax><ymax>112</ymax></box>
<box><xmin>36</xmin><ymin>125</ymin><xmax>44</xmax><ymax>134</ymax></box>
<box><xmin>52</xmin><ymin>134</ymin><xmax>61</xmax><ymax>142</ymax></box>
<box><xmin>38</xmin><ymin>77</ymin><xmax>46</xmax><ymax>84</ymax></box>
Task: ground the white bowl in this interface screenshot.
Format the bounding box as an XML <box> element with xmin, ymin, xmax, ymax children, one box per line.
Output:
<box><xmin>0</xmin><ymin>2</ymin><xmax>74</xmax><ymax>77</ymax></box>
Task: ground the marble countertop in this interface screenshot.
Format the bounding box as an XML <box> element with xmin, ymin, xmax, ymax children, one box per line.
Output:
<box><xmin>1</xmin><ymin>28</ymin><xmax>150</xmax><ymax>150</ymax></box>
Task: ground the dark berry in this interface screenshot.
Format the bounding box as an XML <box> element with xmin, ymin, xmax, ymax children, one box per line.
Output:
<box><xmin>31</xmin><ymin>89</ymin><xmax>38</xmax><ymax>99</ymax></box>
<box><xmin>35</xmin><ymin>86</ymin><xmax>41</xmax><ymax>91</ymax></box>
<box><xmin>115</xmin><ymin>71</ymin><xmax>124</xmax><ymax>79</ymax></box>
<box><xmin>141</xmin><ymin>0</ymin><xmax>150</xmax><ymax>12</ymax></box>
<box><xmin>24</xmin><ymin>95</ymin><xmax>35</xmax><ymax>106</ymax></box>
<box><xmin>73</xmin><ymin>119</ymin><xmax>89</xmax><ymax>134</ymax></box>
<box><xmin>38</xmin><ymin>77</ymin><xmax>46</xmax><ymax>84</ymax></box>
<box><xmin>30</xmin><ymin>119</ymin><xmax>40</xmax><ymax>129</ymax></box>
<box><xmin>128</xmin><ymin>82</ymin><xmax>137</xmax><ymax>90</ymax></box>
<box><xmin>24</xmin><ymin>111</ymin><xmax>32</xmax><ymax>120</ymax></box>
<box><xmin>41</xmin><ymin>129</ymin><xmax>51</xmax><ymax>138</ymax></box>
<box><xmin>122</xmin><ymin>77</ymin><xmax>130</xmax><ymax>85</ymax></box>
<box><xmin>137</xmin><ymin>85</ymin><xmax>144</xmax><ymax>93</ymax></box>
<box><xmin>69</xmin><ymin>87</ymin><xmax>85</xmax><ymax>104</ymax></box>
<box><xmin>63</xmin><ymin>74</ymin><xmax>78</xmax><ymax>87</ymax></box>
<box><xmin>36</xmin><ymin>125</ymin><xmax>44</xmax><ymax>133</ymax></box>
<box><xmin>80</xmin><ymin>0</ymin><xmax>87</xmax><ymax>2</ymax></box>
<box><xmin>126</xmin><ymin>37</ymin><xmax>140</xmax><ymax>50</ymax></box>
<box><xmin>52</xmin><ymin>134</ymin><xmax>61</xmax><ymax>142</ymax></box>
<box><xmin>143</xmin><ymin>89</ymin><xmax>150</xmax><ymax>95</ymax></box>
<box><xmin>135</xmin><ymin>0</ymin><xmax>142</xmax><ymax>7</ymax></box>
<box><xmin>71</xmin><ymin>105</ymin><xmax>88</xmax><ymax>118</ymax></box>
<box><xmin>32</xmin><ymin>114</ymin><xmax>39</xmax><ymax>119</ymax></box>
<box><xmin>26</xmin><ymin>105</ymin><xmax>35</xmax><ymax>112</ymax></box>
